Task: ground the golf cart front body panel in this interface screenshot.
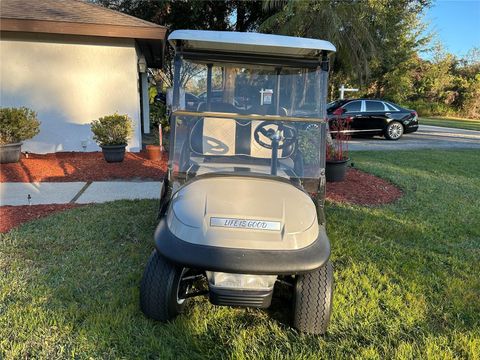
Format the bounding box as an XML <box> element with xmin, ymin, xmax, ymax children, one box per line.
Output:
<box><xmin>155</xmin><ymin>216</ymin><xmax>330</xmax><ymax>275</ymax></box>
<box><xmin>167</xmin><ymin>175</ymin><xmax>318</xmax><ymax>250</ymax></box>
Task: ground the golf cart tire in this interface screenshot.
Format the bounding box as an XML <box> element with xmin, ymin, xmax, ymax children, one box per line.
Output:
<box><xmin>293</xmin><ymin>261</ymin><xmax>333</xmax><ymax>335</ymax></box>
<box><xmin>140</xmin><ymin>250</ymin><xmax>187</xmax><ymax>321</ymax></box>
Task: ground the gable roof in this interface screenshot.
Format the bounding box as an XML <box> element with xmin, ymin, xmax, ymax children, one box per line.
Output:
<box><xmin>0</xmin><ymin>0</ymin><xmax>167</xmax><ymax>67</ymax></box>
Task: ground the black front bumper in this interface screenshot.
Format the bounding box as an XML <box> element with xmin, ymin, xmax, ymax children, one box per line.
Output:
<box><xmin>154</xmin><ymin>217</ymin><xmax>330</xmax><ymax>275</ymax></box>
<box><xmin>209</xmin><ymin>286</ymin><xmax>273</xmax><ymax>308</ymax></box>
<box><xmin>405</xmin><ymin>124</ymin><xmax>419</xmax><ymax>133</ymax></box>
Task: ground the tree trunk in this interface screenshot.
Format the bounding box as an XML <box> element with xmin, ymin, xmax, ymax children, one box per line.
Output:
<box><xmin>299</xmin><ymin>69</ymin><xmax>308</xmax><ymax>107</ymax></box>
<box><xmin>236</xmin><ymin>2</ymin><xmax>246</xmax><ymax>31</ymax></box>
<box><xmin>289</xmin><ymin>74</ymin><xmax>297</xmax><ymax>115</ymax></box>
<box><xmin>222</xmin><ymin>67</ymin><xmax>236</xmax><ymax>104</ymax></box>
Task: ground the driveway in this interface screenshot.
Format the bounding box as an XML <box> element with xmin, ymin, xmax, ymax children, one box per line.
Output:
<box><xmin>349</xmin><ymin>125</ymin><xmax>480</xmax><ymax>151</ymax></box>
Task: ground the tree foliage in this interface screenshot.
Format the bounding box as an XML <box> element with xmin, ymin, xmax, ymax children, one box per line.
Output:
<box><xmin>397</xmin><ymin>47</ymin><xmax>480</xmax><ymax>118</ymax></box>
<box><xmin>261</xmin><ymin>1</ymin><xmax>431</xmax><ymax>84</ymax></box>
<box><xmin>95</xmin><ymin>0</ymin><xmax>479</xmax><ymax>118</ymax></box>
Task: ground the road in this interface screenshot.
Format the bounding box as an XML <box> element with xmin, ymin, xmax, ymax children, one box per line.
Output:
<box><xmin>349</xmin><ymin>125</ymin><xmax>480</xmax><ymax>151</ymax></box>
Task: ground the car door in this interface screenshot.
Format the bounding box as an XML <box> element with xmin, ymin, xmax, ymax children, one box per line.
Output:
<box><xmin>364</xmin><ymin>100</ymin><xmax>389</xmax><ymax>131</ymax></box>
<box><xmin>384</xmin><ymin>101</ymin><xmax>407</xmax><ymax>122</ymax></box>
<box><xmin>341</xmin><ymin>100</ymin><xmax>363</xmax><ymax>132</ymax></box>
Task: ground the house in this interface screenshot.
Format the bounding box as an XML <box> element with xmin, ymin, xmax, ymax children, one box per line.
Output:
<box><xmin>0</xmin><ymin>0</ymin><xmax>167</xmax><ymax>153</ymax></box>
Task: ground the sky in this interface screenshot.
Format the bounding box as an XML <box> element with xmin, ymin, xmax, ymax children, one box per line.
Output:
<box><xmin>424</xmin><ymin>0</ymin><xmax>480</xmax><ymax>57</ymax></box>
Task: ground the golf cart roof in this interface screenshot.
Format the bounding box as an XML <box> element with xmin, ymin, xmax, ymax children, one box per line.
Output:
<box><xmin>168</xmin><ymin>30</ymin><xmax>336</xmax><ymax>59</ymax></box>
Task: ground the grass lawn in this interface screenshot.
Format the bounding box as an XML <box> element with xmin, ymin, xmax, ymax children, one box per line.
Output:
<box><xmin>419</xmin><ymin>116</ymin><xmax>480</xmax><ymax>131</ymax></box>
<box><xmin>1</xmin><ymin>150</ymin><xmax>480</xmax><ymax>359</ymax></box>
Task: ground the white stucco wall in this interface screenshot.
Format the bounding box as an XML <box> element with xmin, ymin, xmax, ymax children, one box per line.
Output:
<box><xmin>0</xmin><ymin>32</ymin><xmax>142</xmax><ymax>153</ymax></box>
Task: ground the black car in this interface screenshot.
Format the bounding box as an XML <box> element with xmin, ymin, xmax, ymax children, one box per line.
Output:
<box><xmin>327</xmin><ymin>99</ymin><xmax>418</xmax><ymax>140</ymax></box>
<box><xmin>155</xmin><ymin>92</ymin><xmax>201</xmax><ymax>111</ymax></box>
<box><xmin>198</xmin><ymin>90</ymin><xmax>250</xmax><ymax>109</ymax></box>
<box><xmin>185</xmin><ymin>92</ymin><xmax>201</xmax><ymax>110</ymax></box>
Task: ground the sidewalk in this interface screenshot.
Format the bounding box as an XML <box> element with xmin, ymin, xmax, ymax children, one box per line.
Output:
<box><xmin>0</xmin><ymin>181</ymin><xmax>162</xmax><ymax>206</ymax></box>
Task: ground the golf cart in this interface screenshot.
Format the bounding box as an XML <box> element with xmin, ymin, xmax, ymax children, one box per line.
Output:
<box><xmin>140</xmin><ymin>30</ymin><xmax>336</xmax><ymax>334</ymax></box>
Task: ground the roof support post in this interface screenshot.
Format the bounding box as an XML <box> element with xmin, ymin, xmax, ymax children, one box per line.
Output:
<box><xmin>317</xmin><ymin>51</ymin><xmax>330</xmax><ymax>167</ymax></box>
<box><xmin>318</xmin><ymin>51</ymin><xmax>329</xmax><ymax>119</ymax></box>
<box><xmin>140</xmin><ymin>72</ymin><xmax>150</xmax><ymax>134</ymax></box>
<box><xmin>172</xmin><ymin>50</ymin><xmax>182</xmax><ymax>110</ymax></box>
<box><xmin>168</xmin><ymin>48</ymin><xmax>183</xmax><ymax>181</ymax></box>
<box><xmin>274</xmin><ymin>67</ymin><xmax>282</xmax><ymax>115</ymax></box>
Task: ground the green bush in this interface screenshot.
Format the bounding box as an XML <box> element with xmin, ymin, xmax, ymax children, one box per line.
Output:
<box><xmin>91</xmin><ymin>113</ymin><xmax>133</xmax><ymax>146</ymax></box>
<box><xmin>298</xmin><ymin>128</ymin><xmax>321</xmax><ymax>165</ymax></box>
<box><xmin>150</xmin><ymin>102</ymin><xmax>169</xmax><ymax>132</ymax></box>
<box><xmin>0</xmin><ymin>107</ymin><xmax>40</xmax><ymax>145</ymax></box>
<box><xmin>404</xmin><ymin>100</ymin><xmax>456</xmax><ymax>118</ymax></box>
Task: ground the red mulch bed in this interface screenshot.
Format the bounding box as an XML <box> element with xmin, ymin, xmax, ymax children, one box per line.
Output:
<box><xmin>0</xmin><ymin>152</ymin><xmax>167</xmax><ymax>182</ymax></box>
<box><xmin>0</xmin><ymin>153</ymin><xmax>402</xmax><ymax>233</ymax></box>
<box><xmin>0</xmin><ymin>204</ymin><xmax>82</xmax><ymax>233</ymax></box>
<box><xmin>326</xmin><ymin>168</ymin><xmax>402</xmax><ymax>205</ymax></box>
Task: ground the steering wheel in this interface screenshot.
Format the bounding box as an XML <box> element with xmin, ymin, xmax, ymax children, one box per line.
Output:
<box><xmin>253</xmin><ymin>121</ymin><xmax>297</xmax><ymax>149</ymax></box>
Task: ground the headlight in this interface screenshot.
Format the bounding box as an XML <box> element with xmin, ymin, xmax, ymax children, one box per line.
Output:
<box><xmin>206</xmin><ymin>271</ymin><xmax>277</xmax><ymax>290</ymax></box>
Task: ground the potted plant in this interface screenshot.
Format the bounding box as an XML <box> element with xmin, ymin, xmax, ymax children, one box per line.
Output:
<box><xmin>145</xmin><ymin>129</ymin><xmax>163</xmax><ymax>160</ymax></box>
<box><xmin>0</xmin><ymin>107</ymin><xmax>40</xmax><ymax>163</ymax></box>
<box><xmin>326</xmin><ymin>109</ymin><xmax>351</xmax><ymax>182</ymax></box>
<box><xmin>145</xmin><ymin>102</ymin><xmax>168</xmax><ymax>160</ymax></box>
<box><xmin>91</xmin><ymin>113</ymin><xmax>133</xmax><ymax>163</ymax></box>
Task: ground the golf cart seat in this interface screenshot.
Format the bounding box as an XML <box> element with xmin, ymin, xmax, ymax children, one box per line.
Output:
<box><xmin>189</xmin><ymin>117</ymin><xmax>296</xmax><ymax>159</ymax></box>
<box><xmin>186</xmin><ymin>114</ymin><xmax>300</xmax><ymax>180</ymax></box>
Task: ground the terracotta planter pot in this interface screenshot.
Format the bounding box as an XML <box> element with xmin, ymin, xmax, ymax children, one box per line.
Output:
<box><xmin>145</xmin><ymin>145</ymin><xmax>162</xmax><ymax>160</ymax></box>
<box><xmin>0</xmin><ymin>142</ymin><xmax>22</xmax><ymax>163</ymax></box>
<box><xmin>101</xmin><ymin>144</ymin><xmax>126</xmax><ymax>163</ymax></box>
<box><xmin>326</xmin><ymin>158</ymin><xmax>349</xmax><ymax>182</ymax></box>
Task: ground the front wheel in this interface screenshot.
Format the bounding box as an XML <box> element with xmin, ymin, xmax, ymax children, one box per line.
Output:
<box><xmin>140</xmin><ymin>250</ymin><xmax>188</xmax><ymax>321</ymax></box>
<box><xmin>384</xmin><ymin>121</ymin><xmax>404</xmax><ymax>140</ymax></box>
<box><xmin>293</xmin><ymin>261</ymin><xmax>334</xmax><ymax>335</ymax></box>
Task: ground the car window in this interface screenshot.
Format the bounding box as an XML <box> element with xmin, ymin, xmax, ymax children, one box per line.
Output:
<box><xmin>365</xmin><ymin>101</ymin><xmax>385</xmax><ymax>111</ymax></box>
<box><xmin>343</xmin><ymin>101</ymin><xmax>361</xmax><ymax>113</ymax></box>
<box><xmin>385</xmin><ymin>102</ymin><xmax>399</xmax><ymax>111</ymax></box>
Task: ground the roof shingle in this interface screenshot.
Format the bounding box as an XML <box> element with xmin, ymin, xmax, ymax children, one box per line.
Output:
<box><xmin>0</xmin><ymin>0</ymin><xmax>163</xmax><ymax>28</ymax></box>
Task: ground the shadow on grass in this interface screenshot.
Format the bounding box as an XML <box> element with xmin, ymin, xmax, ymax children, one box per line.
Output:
<box><xmin>2</xmin><ymin>146</ymin><xmax>479</xmax><ymax>359</ymax></box>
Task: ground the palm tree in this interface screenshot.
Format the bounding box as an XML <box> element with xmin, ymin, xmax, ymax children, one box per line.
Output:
<box><xmin>261</xmin><ymin>0</ymin><xmax>378</xmax><ymax>83</ymax></box>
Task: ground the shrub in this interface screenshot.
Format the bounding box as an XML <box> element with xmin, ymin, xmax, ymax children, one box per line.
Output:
<box><xmin>327</xmin><ymin>115</ymin><xmax>351</xmax><ymax>161</ymax></box>
<box><xmin>298</xmin><ymin>128</ymin><xmax>321</xmax><ymax>165</ymax></box>
<box><xmin>150</xmin><ymin>102</ymin><xmax>169</xmax><ymax>132</ymax></box>
<box><xmin>404</xmin><ymin>100</ymin><xmax>456</xmax><ymax>118</ymax></box>
<box><xmin>91</xmin><ymin>113</ymin><xmax>133</xmax><ymax>146</ymax></box>
<box><xmin>0</xmin><ymin>107</ymin><xmax>40</xmax><ymax>145</ymax></box>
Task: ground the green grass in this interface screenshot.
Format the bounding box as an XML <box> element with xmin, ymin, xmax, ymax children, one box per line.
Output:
<box><xmin>420</xmin><ymin>116</ymin><xmax>480</xmax><ymax>131</ymax></box>
<box><xmin>1</xmin><ymin>149</ymin><xmax>480</xmax><ymax>359</ymax></box>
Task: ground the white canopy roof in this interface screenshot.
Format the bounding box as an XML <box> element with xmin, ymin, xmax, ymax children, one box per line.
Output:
<box><xmin>168</xmin><ymin>30</ymin><xmax>336</xmax><ymax>58</ymax></box>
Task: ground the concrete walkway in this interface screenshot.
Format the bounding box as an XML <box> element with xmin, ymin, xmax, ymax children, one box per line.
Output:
<box><xmin>0</xmin><ymin>181</ymin><xmax>162</xmax><ymax>206</ymax></box>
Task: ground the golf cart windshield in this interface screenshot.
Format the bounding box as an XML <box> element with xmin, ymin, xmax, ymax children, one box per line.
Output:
<box><xmin>168</xmin><ymin>57</ymin><xmax>329</xmax><ymax>193</ymax></box>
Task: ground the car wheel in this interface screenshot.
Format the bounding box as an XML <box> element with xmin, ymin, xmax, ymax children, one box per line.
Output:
<box><xmin>140</xmin><ymin>250</ymin><xmax>188</xmax><ymax>321</ymax></box>
<box><xmin>293</xmin><ymin>261</ymin><xmax>333</xmax><ymax>335</ymax></box>
<box><xmin>385</xmin><ymin>121</ymin><xmax>404</xmax><ymax>140</ymax></box>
